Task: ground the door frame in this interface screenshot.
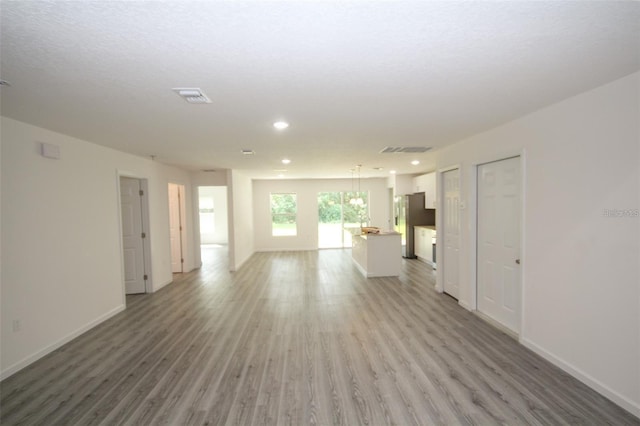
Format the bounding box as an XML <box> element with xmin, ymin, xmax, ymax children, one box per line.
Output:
<box><xmin>168</xmin><ymin>183</ymin><xmax>187</xmax><ymax>273</ymax></box>
<box><xmin>436</xmin><ymin>166</ymin><xmax>462</xmax><ymax>300</ymax></box>
<box><xmin>436</xmin><ymin>164</ymin><xmax>461</xmax><ymax>294</ymax></box>
<box><xmin>116</xmin><ymin>170</ymin><xmax>152</xmax><ymax>303</ymax></box>
<box><xmin>473</xmin><ymin>152</ymin><xmax>526</xmax><ymax>336</ymax></box>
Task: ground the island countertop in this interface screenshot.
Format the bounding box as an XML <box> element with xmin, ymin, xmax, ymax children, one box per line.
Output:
<box><xmin>414</xmin><ymin>225</ymin><xmax>436</xmax><ymax>231</ymax></box>
<box><xmin>358</xmin><ymin>231</ymin><xmax>401</xmax><ymax>239</ymax></box>
<box><xmin>351</xmin><ymin>232</ymin><xmax>402</xmax><ymax>277</ymax></box>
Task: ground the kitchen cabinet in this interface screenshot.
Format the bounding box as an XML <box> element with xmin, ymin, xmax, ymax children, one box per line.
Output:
<box><xmin>414</xmin><ymin>226</ymin><xmax>436</xmax><ymax>267</ymax></box>
<box><xmin>412</xmin><ymin>173</ymin><xmax>428</xmax><ymax>194</ymax></box>
<box><xmin>412</xmin><ymin>172</ymin><xmax>436</xmax><ymax>208</ymax></box>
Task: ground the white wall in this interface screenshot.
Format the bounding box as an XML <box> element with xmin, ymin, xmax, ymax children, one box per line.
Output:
<box><xmin>0</xmin><ymin>117</ymin><xmax>196</xmax><ymax>379</ymax></box>
<box><xmin>388</xmin><ymin>173</ymin><xmax>416</xmax><ymax>197</ymax></box>
<box><xmin>228</xmin><ymin>170</ymin><xmax>254</xmax><ymax>271</ymax></box>
<box><xmin>253</xmin><ymin>178</ymin><xmax>390</xmax><ymax>251</ymax></box>
<box><xmin>191</xmin><ymin>170</ymin><xmax>229</xmax><ymax>187</ymax></box>
<box><xmin>431</xmin><ymin>72</ymin><xmax>640</xmax><ymax>416</ymax></box>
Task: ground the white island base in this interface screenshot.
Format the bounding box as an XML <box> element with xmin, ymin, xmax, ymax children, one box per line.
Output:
<box><xmin>351</xmin><ymin>232</ymin><xmax>402</xmax><ymax>277</ymax></box>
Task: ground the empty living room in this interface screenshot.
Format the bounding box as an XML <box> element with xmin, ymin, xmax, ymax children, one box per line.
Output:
<box><xmin>1</xmin><ymin>1</ymin><xmax>639</xmax><ymax>425</ymax></box>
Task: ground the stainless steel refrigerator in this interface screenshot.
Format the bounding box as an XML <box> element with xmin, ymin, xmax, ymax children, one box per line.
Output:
<box><xmin>394</xmin><ymin>192</ymin><xmax>435</xmax><ymax>258</ymax></box>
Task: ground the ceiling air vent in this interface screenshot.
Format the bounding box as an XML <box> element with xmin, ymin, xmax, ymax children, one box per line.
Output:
<box><xmin>380</xmin><ymin>146</ymin><xmax>432</xmax><ymax>154</ymax></box>
<box><xmin>172</xmin><ymin>88</ymin><xmax>211</xmax><ymax>104</ymax></box>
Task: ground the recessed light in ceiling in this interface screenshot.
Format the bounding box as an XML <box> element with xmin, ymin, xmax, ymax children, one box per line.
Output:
<box><xmin>172</xmin><ymin>87</ymin><xmax>211</xmax><ymax>104</ymax></box>
<box><xmin>389</xmin><ymin>170</ymin><xmax>397</xmax><ymax>174</ymax></box>
<box><xmin>273</xmin><ymin>121</ymin><xmax>289</xmax><ymax>130</ymax></box>
<box><xmin>281</xmin><ymin>158</ymin><xmax>291</xmax><ymax>164</ymax></box>
<box><xmin>241</xmin><ymin>149</ymin><xmax>255</xmax><ymax>155</ymax></box>
<box><xmin>372</xmin><ymin>167</ymin><xmax>383</xmax><ymax>171</ymax></box>
<box><xmin>411</xmin><ymin>160</ymin><xmax>420</xmax><ymax>165</ymax></box>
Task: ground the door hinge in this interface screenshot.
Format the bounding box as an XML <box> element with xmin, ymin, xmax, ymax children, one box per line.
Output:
<box><xmin>144</xmin><ymin>274</ymin><xmax>148</xmax><ymax>281</ymax></box>
<box><xmin>141</xmin><ymin>232</ymin><xmax>146</xmax><ymax>239</ymax></box>
<box><xmin>179</xmin><ymin>226</ymin><xmax>183</xmax><ymax>231</ymax></box>
<box><xmin>139</xmin><ymin>189</ymin><xmax>144</xmax><ymax>196</ymax></box>
<box><xmin>181</xmin><ymin>258</ymin><xmax>184</xmax><ymax>263</ymax></box>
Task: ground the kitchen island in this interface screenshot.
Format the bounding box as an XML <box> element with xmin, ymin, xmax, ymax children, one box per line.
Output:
<box><xmin>351</xmin><ymin>231</ymin><xmax>402</xmax><ymax>277</ymax></box>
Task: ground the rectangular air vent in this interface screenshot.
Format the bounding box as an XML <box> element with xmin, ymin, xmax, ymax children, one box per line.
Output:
<box><xmin>380</xmin><ymin>146</ymin><xmax>432</xmax><ymax>153</ymax></box>
<box><xmin>172</xmin><ymin>88</ymin><xmax>211</xmax><ymax>104</ymax></box>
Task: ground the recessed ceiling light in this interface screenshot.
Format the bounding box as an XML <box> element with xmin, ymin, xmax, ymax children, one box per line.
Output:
<box><xmin>411</xmin><ymin>160</ymin><xmax>420</xmax><ymax>165</ymax></box>
<box><xmin>241</xmin><ymin>149</ymin><xmax>255</xmax><ymax>155</ymax></box>
<box><xmin>389</xmin><ymin>170</ymin><xmax>397</xmax><ymax>174</ymax></box>
<box><xmin>372</xmin><ymin>167</ymin><xmax>383</xmax><ymax>171</ymax></box>
<box><xmin>273</xmin><ymin>121</ymin><xmax>289</xmax><ymax>130</ymax></box>
<box><xmin>281</xmin><ymin>158</ymin><xmax>291</xmax><ymax>164</ymax></box>
<box><xmin>277</xmin><ymin>174</ymin><xmax>285</xmax><ymax>178</ymax></box>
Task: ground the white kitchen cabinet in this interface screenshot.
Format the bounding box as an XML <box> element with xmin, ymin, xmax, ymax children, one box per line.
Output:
<box><xmin>412</xmin><ymin>173</ymin><xmax>437</xmax><ymax>208</ymax></box>
<box><xmin>423</xmin><ymin>173</ymin><xmax>436</xmax><ymax>208</ymax></box>
<box><xmin>412</xmin><ymin>174</ymin><xmax>429</xmax><ymax>194</ymax></box>
<box><xmin>414</xmin><ymin>226</ymin><xmax>435</xmax><ymax>266</ymax></box>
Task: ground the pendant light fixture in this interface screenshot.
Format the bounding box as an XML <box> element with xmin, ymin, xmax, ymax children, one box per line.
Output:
<box><xmin>349</xmin><ymin>167</ymin><xmax>357</xmax><ymax>205</ymax></box>
<box><xmin>350</xmin><ymin>165</ymin><xmax>364</xmax><ymax>206</ymax></box>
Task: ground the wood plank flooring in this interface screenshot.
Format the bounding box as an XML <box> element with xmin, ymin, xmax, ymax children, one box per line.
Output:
<box><xmin>1</xmin><ymin>246</ymin><xmax>638</xmax><ymax>425</ymax></box>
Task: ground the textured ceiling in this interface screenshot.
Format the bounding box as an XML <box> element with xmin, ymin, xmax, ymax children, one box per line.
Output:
<box><xmin>1</xmin><ymin>1</ymin><xmax>639</xmax><ymax>179</ymax></box>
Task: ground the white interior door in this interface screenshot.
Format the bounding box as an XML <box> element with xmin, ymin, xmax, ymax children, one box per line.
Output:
<box><xmin>120</xmin><ymin>177</ymin><xmax>146</xmax><ymax>294</ymax></box>
<box><xmin>477</xmin><ymin>157</ymin><xmax>522</xmax><ymax>333</ymax></box>
<box><xmin>168</xmin><ymin>183</ymin><xmax>185</xmax><ymax>273</ymax></box>
<box><xmin>442</xmin><ymin>168</ymin><xmax>461</xmax><ymax>299</ymax></box>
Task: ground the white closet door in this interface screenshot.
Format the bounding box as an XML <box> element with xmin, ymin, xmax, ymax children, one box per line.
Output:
<box><xmin>442</xmin><ymin>168</ymin><xmax>461</xmax><ymax>299</ymax></box>
<box><xmin>120</xmin><ymin>177</ymin><xmax>146</xmax><ymax>294</ymax></box>
<box><xmin>477</xmin><ymin>157</ymin><xmax>522</xmax><ymax>333</ymax></box>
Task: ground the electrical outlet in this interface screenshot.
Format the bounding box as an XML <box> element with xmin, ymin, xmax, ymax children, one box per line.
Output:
<box><xmin>12</xmin><ymin>319</ymin><xmax>21</xmax><ymax>332</ymax></box>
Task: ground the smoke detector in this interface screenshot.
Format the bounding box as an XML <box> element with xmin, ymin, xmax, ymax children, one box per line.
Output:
<box><xmin>172</xmin><ymin>88</ymin><xmax>211</xmax><ymax>104</ymax></box>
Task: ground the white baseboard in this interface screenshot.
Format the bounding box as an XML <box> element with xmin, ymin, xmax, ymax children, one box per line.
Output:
<box><xmin>255</xmin><ymin>247</ymin><xmax>318</xmax><ymax>252</ymax></box>
<box><xmin>152</xmin><ymin>278</ymin><xmax>173</xmax><ymax>292</ymax></box>
<box><xmin>458</xmin><ymin>299</ymin><xmax>472</xmax><ymax>311</ymax></box>
<box><xmin>0</xmin><ymin>304</ymin><xmax>126</xmax><ymax>381</ymax></box>
<box><xmin>521</xmin><ymin>337</ymin><xmax>640</xmax><ymax>418</ymax></box>
<box><xmin>230</xmin><ymin>250</ymin><xmax>256</xmax><ymax>272</ymax></box>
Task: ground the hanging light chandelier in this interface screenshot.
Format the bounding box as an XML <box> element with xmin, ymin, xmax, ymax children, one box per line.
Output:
<box><xmin>350</xmin><ymin>165</ymin><xmax>364</xmax><ymax>205</ymax></box>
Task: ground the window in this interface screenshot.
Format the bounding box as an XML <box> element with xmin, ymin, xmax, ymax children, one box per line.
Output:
<box><xmin>271</xmin><ymin>193</ymin><xmax>297</xmax><ymax>236</ymax></box>
<box><xmin>318</xmin><ymin>191</ymin><xmax>369</xmax><ymax>248</ymax></box>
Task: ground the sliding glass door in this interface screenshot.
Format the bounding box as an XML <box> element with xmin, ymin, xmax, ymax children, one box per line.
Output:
<box><xmin>318</xmin><ymin>191</ymin><xmax>368</xmax><ymax>248</ymax></box>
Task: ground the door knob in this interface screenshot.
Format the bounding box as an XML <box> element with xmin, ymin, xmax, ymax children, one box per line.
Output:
<box><xmin>515</xmin><ymin>259</ymin><xmax>521</xmax><ymax>265</ymax></box>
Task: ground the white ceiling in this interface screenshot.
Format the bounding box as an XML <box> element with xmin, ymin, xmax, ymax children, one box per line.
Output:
<box><xmin>1</xmin><ymin>1</ymin><xmax>639</xmax><ymax>179</ymax></box>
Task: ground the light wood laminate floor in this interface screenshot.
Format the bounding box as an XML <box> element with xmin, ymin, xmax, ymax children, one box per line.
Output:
<box><xmin>1</xmin><ymin>247</ymin><xmax>638</xmax><ymax>425</ymax></box>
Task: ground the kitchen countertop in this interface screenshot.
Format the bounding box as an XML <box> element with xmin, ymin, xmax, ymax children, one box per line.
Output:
<box><xmin>356</xmin><ymin>231</ymin><xmax>401</xmax><ymax>239</ymax></box>
<box><xmin>414</xmin><ymin>225</ymin><xmax>436</xmax><ymax>231</ymax></box>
